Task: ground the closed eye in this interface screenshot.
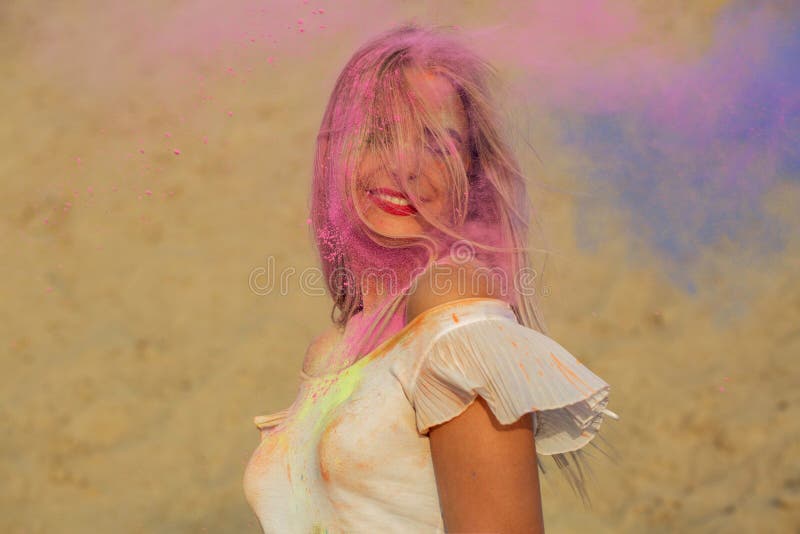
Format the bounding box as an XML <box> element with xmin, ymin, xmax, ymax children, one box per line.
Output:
<box><xmin>426</xmin><ymin>143</ymin><xmax>447</xmax><ymax>156</ymax></box>
<box><xmin>424</xmin><ymin>127</ymin><xmax>462</xmax><ymax>157</ymax></box>
<box><xmin>446</xmin><ymin>128</ymin><xmax>464</xmax><ymax>147</ymax></box>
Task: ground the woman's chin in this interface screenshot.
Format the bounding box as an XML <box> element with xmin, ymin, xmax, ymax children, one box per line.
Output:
<box><xmin>365</xmin><ymin>217</ymin><xmax>424</xmax><ymax>239</ymax></box>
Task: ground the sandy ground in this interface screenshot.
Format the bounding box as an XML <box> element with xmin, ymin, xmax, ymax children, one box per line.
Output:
<box><xmin>1</xmin><ymin>2</ymin><xmax>798</xmax><ymax>532</ymax></box>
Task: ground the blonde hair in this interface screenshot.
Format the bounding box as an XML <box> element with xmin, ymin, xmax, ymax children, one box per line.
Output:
<box><xmin>310</xmin><ymin>22</ymin><xmax>603</xmax><ymax>505</ymax></box>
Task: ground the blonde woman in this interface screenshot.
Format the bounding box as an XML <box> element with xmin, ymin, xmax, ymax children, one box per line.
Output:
<box><xmin>244</xmin><ymin>23</ymin><xmax>618</xmax><ymax>533</ymax></box>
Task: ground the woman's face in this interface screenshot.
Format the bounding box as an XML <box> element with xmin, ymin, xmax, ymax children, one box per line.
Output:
<box><xmin>353</xmin><ymin>68</ymin><xmax>471</xmax><ymax>238</ymax></box>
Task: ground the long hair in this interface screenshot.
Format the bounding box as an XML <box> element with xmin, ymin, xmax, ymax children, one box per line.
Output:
<box><xmin>310</xmin><ymin>22</ymin><xmax>602</xmax><ymax>505</ymax></box>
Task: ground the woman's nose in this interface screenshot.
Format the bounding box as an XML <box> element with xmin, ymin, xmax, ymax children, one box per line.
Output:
<box><xmin>390</xmin><ymin>152</ymin><xmax>418</xmax><ymax>184</ymax></box>
<box><xmin>392</xmin><ymin>170</ymin><xmax>417</xmax><ymax>191</ymax></box>
<box><xmin>395</xmin><ymin>172</ymin><xmax>439</xmax><ymax>203</ymax></box>
<box><xmin>390</xmin><ymin>150</ymin><xmax>441</xmax><ymax>200</ymax></box>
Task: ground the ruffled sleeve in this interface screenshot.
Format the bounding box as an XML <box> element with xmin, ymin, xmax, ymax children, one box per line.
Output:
<box><xmin>403</xmin><ymin>299</ymin><xmax>618</xmax><ymax>456</ymax></box>
<box><xmin>253</xmin><ymin>408</ymin><xmax>290</xmax><ymax>441</ymax></box>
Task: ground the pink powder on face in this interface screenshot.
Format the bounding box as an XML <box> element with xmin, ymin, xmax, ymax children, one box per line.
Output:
<box><xmin>308</xmin><ymin>26</ymin><xmax>528</xmax><ymax>361</ymax></box>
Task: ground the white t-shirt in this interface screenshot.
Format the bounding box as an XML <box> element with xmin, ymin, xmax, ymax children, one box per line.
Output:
<box><xmin>243</xmin><ymin>297</ymin><xmax>618</xmax><ymax>533</ymax></box>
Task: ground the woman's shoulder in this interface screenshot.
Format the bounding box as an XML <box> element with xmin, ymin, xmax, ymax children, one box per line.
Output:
<box><xmin>405</xmin><ymin>256</ymin><xmax>508</xmax><ymax>324</ymax></box>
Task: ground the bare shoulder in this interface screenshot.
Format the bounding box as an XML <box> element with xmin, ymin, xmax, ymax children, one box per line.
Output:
<box><xmin>405</xmin><ymin>259</ymin><xmax>505</xmax><ymax>323</ymax></box>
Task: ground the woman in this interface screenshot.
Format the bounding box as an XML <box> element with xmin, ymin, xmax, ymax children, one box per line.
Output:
<box><xmin>244</xmin><ymin>23</ymin><xmax>618</xmax><ymax>533</ymax></box>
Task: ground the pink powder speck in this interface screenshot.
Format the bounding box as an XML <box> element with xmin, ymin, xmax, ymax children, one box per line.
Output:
<box><xmin>173</xmin><ymin>149</ymin><xmax>181</xmax><ymax>155</ymax></box>
<box><xmin>144</xmin><ymin>189</ymin><xmax>153</xmax><ymax>196</ymax></box>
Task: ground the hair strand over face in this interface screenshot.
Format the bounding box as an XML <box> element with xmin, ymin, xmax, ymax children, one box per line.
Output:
<box><xmin>309</xmin><ymin>22</ymin><xmax>604</xmax><ymax>504</ymax></box>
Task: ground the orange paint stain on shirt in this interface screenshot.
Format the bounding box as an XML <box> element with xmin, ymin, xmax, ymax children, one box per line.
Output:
<box><xmin>518</xmin><ymin>361</ymin><xmax>531</xmax><ymax>382</ymax></box>
<box><xmin>367</xmin><ymin>312</ymin><xmax>435</xmax><ymax>362</ymax></box>
<box><xmin>354</xmin><ymin>460</ymin><xmax>372</xmax><ymax>471</ymax></box>
<box><xmin>319</xmin><ymin>460</ymin><xmax>330</xmax><ymax>482</ymax></box>
<box><xmin>549</xmin><ymin>352</ymin><xmax>591</xmax><ymax>394</ymax></box>
<box><xmin>370</xmin><ymin>300</ymin><xmax>473</xmax><ymax>361</ymax></box>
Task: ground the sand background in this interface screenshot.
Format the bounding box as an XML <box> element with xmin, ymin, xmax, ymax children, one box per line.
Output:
<box><xmin>1</xmin><ymin>1</ymin><xmax>798</xmax><ymax>532</ymax></box>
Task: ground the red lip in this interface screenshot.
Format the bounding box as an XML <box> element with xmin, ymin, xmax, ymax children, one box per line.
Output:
<box><xmin>367</xmin><ymin>187</ymin><xmax>418</xmax><ymax>216</ymax></box>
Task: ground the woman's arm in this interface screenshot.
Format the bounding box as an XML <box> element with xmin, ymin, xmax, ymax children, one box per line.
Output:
<box><xmin>429</xmin><ymin>396</ymin><xmax>544</xmax><ymax>533</ymax></box>
<box><xmin>406</xmin><ymin>262</ymin><xmax>545</xmax><ymax>533</ymax></box>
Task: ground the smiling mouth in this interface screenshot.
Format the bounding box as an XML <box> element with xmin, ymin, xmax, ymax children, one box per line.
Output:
<box><xmin>367</xmin><ymin>187</ymin><xmax>418</xmax><ymax>216</ymax></box>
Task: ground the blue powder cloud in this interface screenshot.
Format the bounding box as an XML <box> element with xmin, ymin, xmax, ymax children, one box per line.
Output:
<box><xmin>559</xmin><ymin>1</ymin><xmax>798</xmax><ymax>291</ymax></box>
